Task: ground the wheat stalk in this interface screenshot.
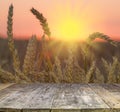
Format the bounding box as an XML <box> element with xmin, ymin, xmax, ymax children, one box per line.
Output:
<box><xmin>94</xmin><ymin>68</ymin><xmax>104</xmax><ymax>83</ymax></box>
<box><xmin>41</xmin><ymin>35</ymin><xmax>53</xmax><ymax>71</ymax></box>
<box><xmin>73</xmin><ymin>57</ymin><xmax>86</xmax><ymax>83</ymax></box>
<box><xmin>7</xmin><ymin>4</ymin><xmax>31</xmax><ymax>82</ymax></box>
<box><xmin>101</xmin><ymin>57</ymin><xmax>119</xmax><ymax>83</ymax></box>
<box><xmin>88</xmin><ymin>32</ymin><xmax>120</xmax><ymax>47</ymax></box>
<box><xmin>101</xmin><ymin>58</ymin><xmax>110</xmax><ymax>73</ymax></box>
<box><xmin>23</xmin><ymin>35</ymin><xmax>37</xmax><ymax>75</ymax></box>
<box><xmin>85</xmin><ymin>61</ymin><xmax>96</xmax><ymax>83</ymax></box>
<box><xmin>0</xmin><ymin>66</ymin><xmax>15</xmax><ymax>83</ymax></box>
<box><xmin>116</xmin><ymin>61</ymin><xmax>120</xmax><ymax>83</ymax></box>
<box><xmin>80</xmin><ymin>44</ymin><xmax>90</xmax><ymax>73</ymax></box>
<box><xmin>31</xmin><ymin>8</ymin><xmax>53</xmax><ymax>71</ymax></box>
<box><xmin>108</xmin><ymin>57</ymin><xmax>118</xmax><ymax>83</ymax></box>
<box><xmin>49</xmin><ymin>71</ymin><xmax>59</xmax><ymax>83</ymax></box>
<box><xmin>63</xmin><ymin>47</ymin><xmax>74</xmax><ymax>83</ymax></box>
<box><xmin>7</xmin><ymin>4</ymin><xmax>20</xmax><ymax>73</ymax></box>
<box><xmin>53</xmin><ymin>56</ymin><xmax>62</xmax><ymax>82</ymax></box>
<box><xmin>30</xmin><ymin>8</ymin><xmax>51</xmax><ymax>38</ymax></box>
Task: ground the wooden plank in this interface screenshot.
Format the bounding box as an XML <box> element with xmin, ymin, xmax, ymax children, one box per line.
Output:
<box><xmin>101</xmin><ymin>84</ymin><xmax>120</xmax><ymax>102</ymax></box>
<box><xmin>0</xmin><ymin>84</ymin><xmax>27</xmax><ymax>101</ymax></box>
<box><xmin>114</xmin><ymin>84</ymin><xmax>120</xmax><ymax>88</ymax></box>
<box><xmin>101</xmin><ymin>84</ymin><xmax>120</xmax><ymax>92</ymax></box>
<box><xmin>15</xmin><ymin>83</ymin><xmax>49</xmax><ymax>109</ymax></box>
<box><xmin>89</xmin><ymin>84</ymin><xmax>120</xmax><ymax>108</ymax></box>
<box><xmin>52</xmin><ymin>84</ymin><xmax>109</xmax><ymax>110</ymax></box>
<box><xmin>52</xmin><ymin>109</ymin><xmax>80</xmax><ymax>112</ymax></box>
<box><xmin>52</xmin><ymin>109</ymin><xmax>118</xmax><ymax>112</ymax></box>
<box><xmin>52</xmin><ymin>109</ymin><xmax>110</xmax><ymax>112</ymax></box>
<box><xmin>22</xmin><ymin>83</ymin><xmax>59</xmax><ymax>111</ymax></box>
<box><xmin>22</xmin><ymin>109</ymin><xmax>50</xmax><ymax>112</ymax></box>
<box><xmin>0</xmin><ymin>83</ymin><xmax>120</xmax><ymax>112</ymax></box>
<box><xmin>0</xmin><ymin>108</ymin><xmax>21</xmax><ymax>112</ymax></box>
<box><xmin>52</xmin><ymin>84</ymin><xmax>79</xmax><ymax>109</ymax></box>
<box><xmin>0</xmin><ymin>83</ymin><xmax>40</xmax><ymax>109</ymax></box>
<box><xmin>72</xmin><ymin>84</ymin><xmax>109</xmax><ymax>109</ymax></box>
<box><xmin>80</xmin><ymin>109</ymin><xmax>113</xmax><ymax>112</ymax></box>
<box><xmin>0</xmin><ymin>83</ymin><xmax>14</xmax><ymax>91</ymax></box>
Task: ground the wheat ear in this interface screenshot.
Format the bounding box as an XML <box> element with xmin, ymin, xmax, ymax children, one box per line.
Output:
<box><xmin>23</xmin><ymin>35</ymin><xmax>37</xmax><ymax>75</ymax></box>
<box><xmin>85</xmin><ymin>61</ymin><xmax>96</xmax><ymax>83</ymax></box>
<box><xmin>0</xmin><ymin>66</ymin><xmax>15</xmax><ymax>82</ymax></box>
<box><xmin>31</xmin><ymin>8</ymin><xmax>52</xmax><ymax>71</ymax></box>
<box><xmin>94</xmin><ymin>68</ymin><xmax>104</xmax><ymax>83</ymax></box>
<box><xmin>7</xmin><ymin>4</ymin><xmax>20</xmax><ymax>72</ymax></box>
<box><xmin>7</xmin><ymin>4</ymin><xmax>30</xmax><ymax>82</ymax></box>
<box><xmin>42</xmin><ymin>35</ymin><xmax>53</xmax><ymax>71</ymax></box>
<box><xmin>30</xmin><ymin>8</ymin><xmax>51</xmax><ymax>38</ymax></box>
<box><xmin>64</xmin><ymin>47</ymin><xmax>74</xmax><ymax>83</ymax></box>
<box><xmin>108</xmin><ymin>57</ymin><xmax>118</xmax><ymax>83</ymax></box>
<box><xmin>88</xmin><ymin>32</ymin><xmax>120</xmax><ymax>47</ymax></box>
<box><xmin>53</xmin><ymin>56</ymin><xmax>62</xmax><ymax>82</ymax></box>
<box><xmin>101</xmin><ymin>58</ymin><xmax>110</xmax><ymax>73</ymax></box>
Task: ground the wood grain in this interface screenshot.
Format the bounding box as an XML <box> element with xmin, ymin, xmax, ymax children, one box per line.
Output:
<box><xmin>89</xmin><ymin>84</ymin><xmax>120</xmax><ymax>108</ymax></box>
<box><xmin>22</xmin><ymin>83</ymin><xmax>59</xmax><ymax>109</ymax></box>
<box><xmin>0</xmin><ymin>83</ymin><xmax>14</xmax><ymax>91</ymax></box>
<box><xmin>0</xmin><ymin>83</ymin><xmax>119</xmax><ymax>112</ymax></box>
<box><xmin>52</xmin><ymin>84</ymin><xmax>109</xmax><ymax>109</ymax></box>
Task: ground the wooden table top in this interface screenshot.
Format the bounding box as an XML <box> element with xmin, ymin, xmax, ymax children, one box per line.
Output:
<box><xmin>0</xmin><ymin>83</ymin><xmax>120</xmax><ymax>112</ymax></box>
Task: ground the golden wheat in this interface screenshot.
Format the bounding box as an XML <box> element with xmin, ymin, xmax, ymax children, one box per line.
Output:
<box><xmin>31</xmin><ymin>8</ymin><xmax>53</xmax><ymax>72</ymax></box>
<box><xmin>53</xmin><ymin>56</ymin><xmax>62</xmax><ymax>82</ymax></box>
<box><xmin>0</xmin><ymin>66</ymin><xmax>15</xmax><ymax>83</ymax></box>
<box><xmin>101</xmin><ymin>57</ymin><xmax>119</xmax><ymax>83</ymax></box>
<box><xmin>101</xmin><ymin>58</ymin><xmax>110</xmax><ymax>72</ymax></box>
<box><xmin>88</xmin><ymin>32</ymin><xmax>120</xmax><ymax>47</ymax></box>
<box><xmin>94</xmin><ymin>68</ymin><xmax>104</xmax><ymax>83</ymax></box>
<box><xmin>1</xmin><ymin>4</ymin><xmax>119</xmax><ymax>83</ymax></box>
<box><xmin>63</xmin><ymin>48</ymin><xmax>74</xmax><ymax>83</ymax></box>
<box><xmin>108</xmin><ymin>57</ymin><xmax>118</xmax><ymax>83</ymax></box>
<box><xmin>85</xmin><ymin>61</ymin><xmax>96</xmax><ymax>83</ymax></box>
<box><xmin>30</xmin><ymin>8</ymin><xmax>51</xmax><ymax>37</ymax></box>
<box><xmin>7</xmin><ymin>4</ymin><xmax>31</xmax><ymax>83</ymax></box>
<box><xmin>7</xmin><ymin>4</ymin><xmax>20</xmax><ymax>73</ymax></box>
<box><xmin>23</xmin><ymin>35</ymin><xmax>37</xmax><ymax>75</ymax></box>
<box><xmin>73</xmin><ymin>58</ymin><xmax>85</xmax><ymax>83</ymax></box>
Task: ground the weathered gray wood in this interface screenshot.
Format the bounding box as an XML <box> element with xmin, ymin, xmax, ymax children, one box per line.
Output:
<box><xmin>52</xmin><ymin>84</ymin><xmax>79</xmax><ymax>109</ymax></box>
<box><xmin>22</xmin><ymin>109</ymin><xmax>50</xmax><ymax>112</ymax></box>
<box><xmin>73</xmin><ymin>84</ymin><xmax>109</xmax><ymax>109</ymax></box>
<box><xmin>0</xmin><ymin>108</ymin><xmax>21</xmax><ymax>112</ymax></box>
<box><xmin>52</xmin><ymin>108</ymin><xmax>112</xmax><ymax>112</ymax></box>
<box><xmin>0</xmin><ymin>83</ymin><xmax>42</xmax><ymax>109</ymax></box>
<box><xmin>52</xmin><ymin>84</ymin><xmax>109</xmax><ymax>110</ymax></box>
<box><xmin>101</xmin><ymin>84</ymin><xmax>120</xmax><ymax>93</ymax></box>
<box><xmin>101</xmin><ymin>84</ymin><xmax>120</xmax><ymax>102</ymax></box>
<box><xmin>80</xmin><ymin>109</ymin><xmax>113</xmax><ymax>112</ymax></box>
<box><xmin>0</xmin><ymin>83</ymin><xmax>14</xmax><ymax>91</ymax></box>
<box><xmin>22</xmin><ymin>83</ymin><xmax>59</xmax><ymax>109</ymax></box>
<box><xmin>114</xmin><ymin>84</ymin><xmax>120</xmax><ymax>88</ymax></box>
<box><xmin>0</xmin><ymin>83</ymin><xmax>120</xmax><ymax>112</ymax></box>
<box><xmin>0</xmin><ymin>84</ymin><xmax>28</xmax><ymax>100</ymax></box>
<box><xmin>51</xmin><ymin>109</ymin><xmax>80</xmax><ymax>112</ymax></box>
<box><xmin>89</xmin><ymin>84</ymin><xmax>120</xmax><ymax>108</ymax></box>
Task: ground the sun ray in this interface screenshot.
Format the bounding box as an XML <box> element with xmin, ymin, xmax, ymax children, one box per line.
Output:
<box><xmin>52</xmin><ymin>16</ymin><xmax>88</xmax><ymax>42</ymax></box>
<box><xmin>49</xmin><ymin>1</ymin><xmax>92</xmax><ymax>42</ymax></box>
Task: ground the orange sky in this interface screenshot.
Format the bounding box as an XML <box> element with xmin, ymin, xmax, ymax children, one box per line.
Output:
<box><xmin>0</xmin><ymin>0</ymin><xmax>120</xmax><ymax>40</ymax></box>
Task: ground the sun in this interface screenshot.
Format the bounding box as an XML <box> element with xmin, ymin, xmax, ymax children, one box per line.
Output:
<box><xmin>53</xmin><ymin>17</ymin><xmax>86</xmax><ymax>42</ymax></box>
<box><xmin>59</xmin><ymin>20</ymin><xmax>80</xmax><ymax>41</ymax></box>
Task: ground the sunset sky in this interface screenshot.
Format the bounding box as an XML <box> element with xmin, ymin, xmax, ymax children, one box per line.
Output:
<box><xmin>0</xmin><ymin>0</ymin><xmax>120</xmax><ymax>40</ymax></box>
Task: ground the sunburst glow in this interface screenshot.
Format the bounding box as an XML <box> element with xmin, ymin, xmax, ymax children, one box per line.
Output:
<box><xmin>52</xmin><ymin>17</ymin><xmax>87</xmax><ymax>42</ymax></box>
<box><xmin>59</xmin><ymin>20</ymin><xmax>80</xmax><ymax>41</ymax></box>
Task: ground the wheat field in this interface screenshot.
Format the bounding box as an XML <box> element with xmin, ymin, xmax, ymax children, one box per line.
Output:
<box><xmin>0</xmin><ymin>4</ymin><xmax>120</xmax><ymax>83</ymax></box>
